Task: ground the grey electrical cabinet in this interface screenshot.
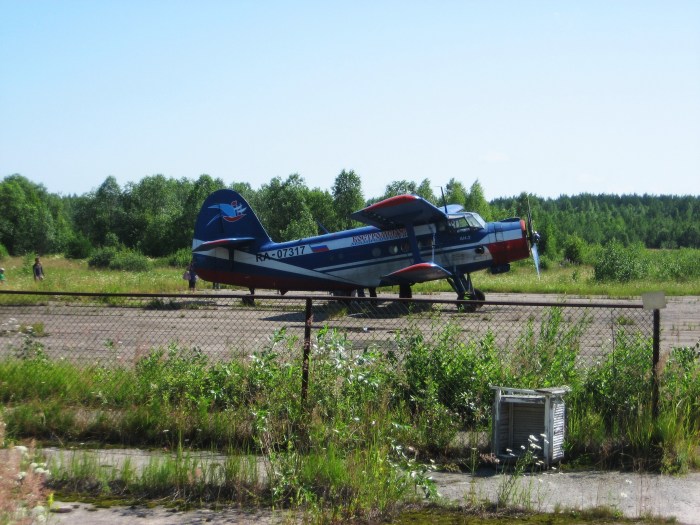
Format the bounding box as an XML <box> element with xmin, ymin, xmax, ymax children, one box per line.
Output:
<box><xmin>491</xmin><ymin>386</ymin><xmax>569</xmax><ymax>466</ymax></box>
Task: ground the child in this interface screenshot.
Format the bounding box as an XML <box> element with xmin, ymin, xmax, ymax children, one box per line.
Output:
<box><xmin>33</xmin><ymin>258</ymin><xmax>44</xmax><ymax>281</ymax></box>
<box><xmin>0</xmin><ymin>267</ymin><xmax>5</xmax><ymax>284</ymax></box>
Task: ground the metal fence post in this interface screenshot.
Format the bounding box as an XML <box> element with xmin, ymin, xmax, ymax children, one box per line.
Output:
<box><xmin>301</xmin><ymin>297</ymin><xmax>313</xmax><ymax>406</ymax></box>
<box><xmin>652</xmin><ymin>308</ymin><xmax>660</xmax><ymax>421</ymax></box>
<box><xmin>641</xmin><ymin>292</ymin><xmax>665</xmax><ymax>422</ymax></box>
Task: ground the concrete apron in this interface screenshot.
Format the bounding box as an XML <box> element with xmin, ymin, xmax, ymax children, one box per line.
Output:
<box><xmin>43</xmin><ymin>448</ymin><xmax>700</xmax><ymax>525</ymax></box>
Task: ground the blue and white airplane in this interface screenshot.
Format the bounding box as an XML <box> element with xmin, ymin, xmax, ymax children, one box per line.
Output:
<box><xmin>192</xmin><ymin>189</ymin><xmax>540</xmax><ymax>305</ymax></box>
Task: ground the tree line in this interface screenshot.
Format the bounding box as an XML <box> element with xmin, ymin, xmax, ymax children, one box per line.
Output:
<box><xmin>1</xmin><ymin>172</ymin><xmax>699</xmax><ymax>263</ymax></box>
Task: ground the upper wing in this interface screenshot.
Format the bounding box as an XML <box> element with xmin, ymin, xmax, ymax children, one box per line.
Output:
<box><xmin>350</xmin><ymin>194</ymin><xmax>448</xmax><ymax>229</ymax></box>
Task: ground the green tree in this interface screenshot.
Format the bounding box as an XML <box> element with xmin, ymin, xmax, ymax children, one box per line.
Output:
<box><xmin>307</xmin><ymin>188</ymin><xmax>337</xmax><ymax>234</ymax></box>
<box><xmin>443</xmin><ymin>178</ymin><xmax>468</xmax><ymax>207</ymax></box>
<box><xmin>382</xmin><ymin>180</ymin><xmax>417</xmax><ymax>198</ymax></box>
<box><xmin>72</xmin><ymin>176</ymin><xmax>126</xmax><ymax>247</ymax></box>
<box><xmin>332</xmin><ymin>170</ymin><xmax>364</xmax><ymax>230</ymax></box>
<box><xmin>464</xmin><ymin>179</ymin><xmax>491</xmax><ymax>220</ymax></box>
<box><xmin>257</xmin><ymin>174</ymin><xmax>317</xmax><ymax>241</ymax></box>
<box><xmin>415</xmin><ymin>178</ymin><xmax>437</xmax><ymax>204</ymax></box>
<box><xmin>0</xmin><ymin>174</ymin><xmax>70</xmax><ymax>255</ymax></box>
<box><xmin>281</xmin><ymin>207</ymin><xmax>318</xmax><ymax>240</ymax></box>
<box><xmin>122</xmin><ymin>175</ymin><xmax>188</xmax><ymax>256</ymax></box>
<box><xmin>173</xmin><ymin>174</ymin><xmax>226</xmax><ymax>251</ymax></box>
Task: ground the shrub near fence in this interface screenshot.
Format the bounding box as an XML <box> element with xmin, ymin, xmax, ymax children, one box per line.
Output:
<box><xmin>0</xmin><ymin>291</ymin><xmax>698</xmax><ymax>470</ymax></box>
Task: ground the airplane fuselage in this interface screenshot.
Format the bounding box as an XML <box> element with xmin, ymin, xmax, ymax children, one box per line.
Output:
<box><xmin>193</xmin><ymin>215</ymin><xmax>529</xmax><ymax>293</ymax></box>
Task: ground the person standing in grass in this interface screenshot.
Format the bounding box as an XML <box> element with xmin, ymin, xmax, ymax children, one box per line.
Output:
<box><xmin>184</xmin><ymin>263</ymin><xmax>198</xmax><ymax>292</ymax></box>
<box><xmin>0</xmin><ymin>267</ymin><xmax>5</xmax><ymax>284</ymax></box>
<box><xmin>32</xmin><ymin>258</ymin><xmax>44</xmax><ymax>281</ymax></box>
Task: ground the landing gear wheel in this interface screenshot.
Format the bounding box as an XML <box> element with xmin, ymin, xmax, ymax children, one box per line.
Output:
<box><xmin>456</xmin><ymin>289</ymin><xmax>484</xmax><ymax>312</ymax></box>
<box><xmin>456</xmin><ymin>301</ymin><xmax>477</xmax><ymax>313</ymax></box>
<box><xmin>471</xmin><ymin>288</ymin><xmax>485</xmax><ymax>309</ymax></box>
<box><xmin>369</xmin><ymin>287</ymin><xmax>378</xmax><ymax>306</ymax></box>
<box><xmin>331</xmin><ymin>290</ymin><xmax>356</xmax><ymax>309</ymax></box>
<box><xmin>242</xmin><ymin>288</ymin><xmax>256</xmax><ymax>306</ymax></box>
<box><xmin>399</xmin><ymin>284</ymin><xmax>413</xmax><ymax>299</ymax></box>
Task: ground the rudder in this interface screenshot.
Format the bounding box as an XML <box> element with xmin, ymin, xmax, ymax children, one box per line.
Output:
<box><xmin>193</xmin><ymin>189</ymin><xmax>272</xmax><ymax>251</ymax></box>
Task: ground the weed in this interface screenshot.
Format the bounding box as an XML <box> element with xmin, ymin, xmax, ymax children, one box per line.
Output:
<box><xmin>496</xmin><ymin>434</ymin><xmax>547</xmax><ymax>510</ymax></box>
<box><xmin>0</xmin><ymin>418</ymin><xmax>50</xmax><ymax>525</ymax></box>
<box><xmin>19</xmin><ymin>322</ymin><xmax>46</xmax><ymax>337</ymax></box>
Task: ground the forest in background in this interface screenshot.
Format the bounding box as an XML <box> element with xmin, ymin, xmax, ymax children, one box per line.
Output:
<box><xmin>1</xmin><ymin>172</ymin><xmax>699</xmax><ymax>267</ymax></box>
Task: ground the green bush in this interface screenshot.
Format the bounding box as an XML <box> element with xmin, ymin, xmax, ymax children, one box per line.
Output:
<box><xmin>88</xmin><ymin>247</ymin><xmax>152</xmax><ymax>271</ymax></box>
<box><xmin>166</xmin><ymin>247</ymin><xmax>192</xmax><ymax>268</ymax></box>
<box><xmin>88</xmin><ymin>246</ymin><xmax>118</xmax><ymax>268</ymax></box>
<box><xmin>65</xmin><ymin>233</ymin><xmax>93</xmax><ymax>259</ymax></box>
<box><xmin>401</xmin><ymin>322</ymin><xmax>509</xmax><ymax>429</ymax></box>
<box><xmin>650</xmin><ymin>249</ymin><xmax>700</xmax><ymax>281</ymax></box>
<box><xmin>593</xmin><ymin>240</ymin><xmax>649</xmax><ymax>282</ymax></box>
<box><xmin>584</xmin><ymin>331</ymin><xmax>653</xmax><ymax>429</ymax></box>
<box><xmin>562</xmin><ymin>235</ymin><xmax>588</xmax><ymax>265</ymax></box>
<box><xmin>512</xmin><ymin>306</ymin><xmax>586</xmax><ymax>389</ymax></box>
<box><xmin>0</xmin><ymin>242</ymin><xmax>8</xmax><ymax>260</ymax></box>
<box><xmin>109</xmin><ymin>249</ymin><xmax>152</xmax><ymax>272</ymax></box>
<box><xmin>661</xmin><ymin>345</ymin><xmax>700</xmax><ymax>423</ymax></box>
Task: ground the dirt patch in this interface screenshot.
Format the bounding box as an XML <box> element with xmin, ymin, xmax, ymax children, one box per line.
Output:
<box><xmin>1</xmin><ymin>293</ymin><xmax>696</xmax><ymax>367</ymax></box>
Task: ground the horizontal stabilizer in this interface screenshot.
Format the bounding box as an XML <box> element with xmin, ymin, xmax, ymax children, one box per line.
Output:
<box><xmin>382</xmin><ymin>262</ymin><xmax>452</xmax><ymax>284</ymax></box>
<box><xmin>193</xmin><ymin>237</ymin><xmax>256</xmax><ymax>252</ymax></box>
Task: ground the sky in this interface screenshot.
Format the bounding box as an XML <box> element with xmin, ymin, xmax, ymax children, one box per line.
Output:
<box><xmin>1</xmin><ymin>1</ymin><xmax>699</xmax><ymax>201</ymax></box>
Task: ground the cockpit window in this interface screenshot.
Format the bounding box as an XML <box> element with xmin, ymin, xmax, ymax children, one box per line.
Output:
<box><xmin>447</xmin><ymin>213</ymin><xmax>485</xmax><ymax>231</ymax></box>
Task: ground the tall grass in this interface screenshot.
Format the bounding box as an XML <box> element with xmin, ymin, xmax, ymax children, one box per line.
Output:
<box><xmin>2</xmin><ymin>313</ymin><xmax>698</xmax><ymax>473</ymax></box>
<box><xmin>0</xmin><ymin>256</ymin><xmax>191</xmax><ymax>295</ymax></box>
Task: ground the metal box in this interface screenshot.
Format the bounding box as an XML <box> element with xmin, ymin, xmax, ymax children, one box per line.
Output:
<box><xmin>491</xmin><ymin>386</ymin><xmax>569</xmax><ymax>466</ymax></box>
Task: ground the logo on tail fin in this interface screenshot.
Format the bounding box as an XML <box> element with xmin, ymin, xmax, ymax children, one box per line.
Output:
<box><xmin>207</xmin><ymin>201</ymin><xmax>247</xmax><ymax>227</ymax></box>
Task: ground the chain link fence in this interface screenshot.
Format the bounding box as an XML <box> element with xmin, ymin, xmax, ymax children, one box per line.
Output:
<box><xmin>0</xmin><ymin>291</ymin><xmax>653</xmax><ymax>365</ymax></box>
<box><xmin>1</xmin><ymin>290</ymin><xmax>673</xmax><ymax>456</ymax></box>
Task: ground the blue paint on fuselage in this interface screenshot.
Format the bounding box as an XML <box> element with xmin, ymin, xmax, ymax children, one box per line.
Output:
<box><xmin>193</xmin><ymin>218</ymin><xmax>521</xmax><ymax>291</ymax></box>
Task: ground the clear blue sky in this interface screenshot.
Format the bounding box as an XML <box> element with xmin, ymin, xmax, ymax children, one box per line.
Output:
<box><xmin>1</xmin><ymin>1</ymin><xmax>699</xmax><ymax>200</ymax></box>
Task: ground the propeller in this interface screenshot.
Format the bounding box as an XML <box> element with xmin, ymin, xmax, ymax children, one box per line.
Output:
<box><xmin>526</xmin><ymin>198</ymin><xmax>541</xmax><ymax>278</ymax></box>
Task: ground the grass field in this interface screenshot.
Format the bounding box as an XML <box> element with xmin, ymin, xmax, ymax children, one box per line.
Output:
<box><xmin>1</xmin><ymin>254</ymin><xmax>699</xmax><ymax>297</ymax></box>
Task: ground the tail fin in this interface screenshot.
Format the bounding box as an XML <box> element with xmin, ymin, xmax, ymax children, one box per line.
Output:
<box><xmin>192</xmin><ymin>189</ymin><xmax>272</xmax><ymax>252</ymax></box>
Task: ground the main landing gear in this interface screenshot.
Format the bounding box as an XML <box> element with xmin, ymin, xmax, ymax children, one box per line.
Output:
<box><xmin>448</xmin><ymin>273</ymin><xmax>485</xmax><ymax>311</ymax></box>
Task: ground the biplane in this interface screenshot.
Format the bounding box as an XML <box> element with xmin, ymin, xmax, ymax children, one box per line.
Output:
<box><xmin>192</xmin><ymin>189</ymin><xmax>540</xmax><ymax>304</ymax></box>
